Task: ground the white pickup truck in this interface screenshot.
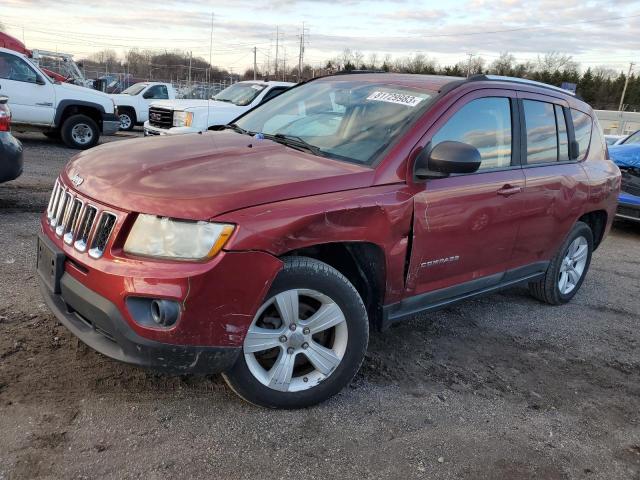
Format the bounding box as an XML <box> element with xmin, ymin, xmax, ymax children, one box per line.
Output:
<box><xmin>110</xmin><ymin>82</ymin><xmax>177</xmax><ymax>131</ymax></box>
<box><xmin>143</xmin><ymin>80</ymin><xmax>293</xmax><ymax>136</ymax></box>
<box><xmin>0</xmin><ymin>47</ymin><xmax>119</xmax><ymax>149</ymax></box>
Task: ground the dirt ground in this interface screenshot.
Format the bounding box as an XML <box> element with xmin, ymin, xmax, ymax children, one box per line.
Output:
<box><xmin>1</xmin><ymin>130</ymin><xmax>639</xmax><ymax>480</ymax></box>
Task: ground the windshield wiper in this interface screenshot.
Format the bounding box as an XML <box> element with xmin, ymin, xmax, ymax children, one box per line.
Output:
<box><xmin>221</xmin><ymin>124</ymin><xmax>252</xmax><ymax>135</ymax></box>
<box><xmin>213</xmin><ymin>98</ymin><xmax>233</xmax><ymax>103</ymax></box>
<box><xmin>268</xmin><ymin>133</ymin><xmax>325</xmax><ymax>157</ymax></box>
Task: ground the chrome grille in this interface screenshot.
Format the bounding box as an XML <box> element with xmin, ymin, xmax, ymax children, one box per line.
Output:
<box><xmin>63</xmin><ymin>199</ymin><xmax>83</xmax><ymax>245</ymax></box>
<box><xmin>89</xmin><ymin>213</ymin><xmax>117</xmax><ymax>259</ymax></box>
<box><xmin>74</xmin><ymin>205</ymin><xmax>97</xmax><ymax>252</ymax></box>
<box><xmin>148</xmin><ymin>107</ymin><xmax>173</xmax><ymax>129</ymax></box>
<box><xmin>45</xmin><ymin>179</ymin><xmax>118</xmax><ymax>258</ymax></box>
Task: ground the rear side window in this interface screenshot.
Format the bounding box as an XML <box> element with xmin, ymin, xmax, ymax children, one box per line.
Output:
<box><xmin>555</xmin><ymin>106</ymin><xmax>570</xmax><ymax>161</ymax></box>
<box><xmin>523</xmin><ymin>100</ymin><xmax>557</xmax><ymax>164</ymax></box>
<box><xmin>431</xmin><ymin>97</ymin><xmax>512</xmax><ymax>171</ymax></box>
<box><xmin>571</xmin><ymin>109</ymin><xmax>592</xmax><ymax>160</ymax></box>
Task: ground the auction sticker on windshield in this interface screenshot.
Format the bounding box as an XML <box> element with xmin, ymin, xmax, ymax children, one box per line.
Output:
<box><xmin>366</xmin><ymin>91</ymin><xmax>425</xmax><ymax>107</ymax></box>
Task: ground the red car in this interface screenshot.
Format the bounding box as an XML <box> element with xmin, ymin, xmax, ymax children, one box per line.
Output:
<box><xmin>38</xmin><ymin>74</ymin><xmax>620</xmax><ymax>408</ymax></box>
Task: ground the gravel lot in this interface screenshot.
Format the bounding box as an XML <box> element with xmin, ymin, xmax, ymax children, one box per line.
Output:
<box><xmin>1</xmin><ymin>130</ymin><xmax>639</xmax><ymax>480</ymax></box>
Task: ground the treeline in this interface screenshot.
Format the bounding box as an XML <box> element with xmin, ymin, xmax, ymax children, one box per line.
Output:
<box><xmin>79</xmin><ymin>49</ymin><xmax>237</xmax><ymax>84</ymax></box>
<box><xmin>80</xmin><ymin>48</ymin><xmax>639</xmax><ymax>111</ymax></box>
<box><xmin>322</xmin><ymin>50</ymin><xmax>639</xmax><ymax>111</ymax></box>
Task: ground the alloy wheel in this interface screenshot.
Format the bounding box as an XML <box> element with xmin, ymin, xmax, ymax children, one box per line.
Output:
<box><xmin>558</xmin><ymin>236</ymin><xmax>588</xmax><ymax>295</ymax></box>
<box><xmin>243</xmin><ymin>289</ymin><xmax>348</xmax><ymax>393</ymax></box>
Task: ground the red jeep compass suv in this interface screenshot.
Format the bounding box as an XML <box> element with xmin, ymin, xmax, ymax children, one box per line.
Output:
<box><xmin>38</xmin><ymin>74</ymin><xmax>620</xmax><ymax>408</ymax></box>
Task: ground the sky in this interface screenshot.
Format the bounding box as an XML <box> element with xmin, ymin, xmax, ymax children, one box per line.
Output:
<box><xmin>2</xmin><ymin>0</ymin><xmax>639</xmax><ymax>74</ymax></box>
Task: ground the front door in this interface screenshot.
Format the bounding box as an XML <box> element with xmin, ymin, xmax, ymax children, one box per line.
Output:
<box><xmin>0</xmin><ymin>52</ymin><xmax>55</xmax><ymax>126</ymax></box>
<box><xmin>407</xmin><ymin>91</ymin><xmax>526</xmax><ymax>298</ymax></box>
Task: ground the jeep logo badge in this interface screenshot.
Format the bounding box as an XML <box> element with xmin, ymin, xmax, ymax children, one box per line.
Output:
<box><xmin>71</xmin><ymin>173</ymin><xmax>84</xmax><ymax>187</ymax></box>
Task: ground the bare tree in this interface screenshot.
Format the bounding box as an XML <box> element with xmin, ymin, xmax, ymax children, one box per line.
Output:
<box><xmin>489</xmin><ymin>52</ymin><xmax>516</xmax><ymax>76</ymax></box>
<box><xmin>536</xmin><ymin>52</ymin><xmax>578</xmax><ymax>73</ymax></box>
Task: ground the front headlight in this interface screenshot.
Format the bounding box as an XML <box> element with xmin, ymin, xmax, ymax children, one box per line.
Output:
<box><xmin>173</xmin><ymin>111</ymin><xmax>194</xmax><ymax>127</ymax></box>
<box><xmin>123</xmin><ymin>214</ymin><xmax>234</xmax><ymax>260</ymax></box>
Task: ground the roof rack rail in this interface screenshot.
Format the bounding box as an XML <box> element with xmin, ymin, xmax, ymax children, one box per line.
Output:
<box><xmin>467</xmin><ymin>74</ymin><xmax>576</xmax><ymax>96</ymax></box>
<box><xmin>335</xmin><ymin>69</ymin><xmax>387</xmax><ymax>75</ymax></box>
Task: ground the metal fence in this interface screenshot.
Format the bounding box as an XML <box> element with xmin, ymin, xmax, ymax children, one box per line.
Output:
<box><xmin>80</xmin><ymin>70</ymin><xmax>238</xmax><ymax>98</ymax></box>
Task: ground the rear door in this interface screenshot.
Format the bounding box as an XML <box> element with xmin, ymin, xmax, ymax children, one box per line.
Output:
<box><xmin>407</xmin><ymin>89</ymin><xmax>527</xmax><ymax>298</ymax></box>
<box><xmin>0</xmin><ymin>51</ymin><xmax>55</xmax><ymax>126</ymax></box>
<box><xmin>510</xmin><ymin>92</ymin><xmax>590</xmax><ymax>267</ymax></box>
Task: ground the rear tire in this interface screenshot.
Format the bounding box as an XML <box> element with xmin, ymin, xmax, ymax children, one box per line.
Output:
<box><xmin>223</xmin><ymin>256</ymin><xmax>369</xmax><ymax>409</ymax></box>
<box><xmin>528</xmin><ymin>221</ymin><xmax>593</xmax><ymax>305</ymax></box>
<box><xmin>61</xmin><ymin>114</ymin><xmax>99</xmax><ymax>150</ymax></box>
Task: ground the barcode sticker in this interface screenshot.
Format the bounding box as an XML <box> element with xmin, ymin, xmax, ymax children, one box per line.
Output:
<box><xmin>366</xmin><ymin>91</ymin><xmax>425</xmax><ymax>107</ymax></box>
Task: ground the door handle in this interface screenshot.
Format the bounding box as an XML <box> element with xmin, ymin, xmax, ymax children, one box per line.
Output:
<box><xmin>497</xmin><ymin>184</ymin><xmax>522</xmax><ymax>197</ymax></box>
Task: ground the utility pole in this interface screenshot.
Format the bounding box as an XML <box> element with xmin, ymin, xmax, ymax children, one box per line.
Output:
<box><xmin>188</xmin><ymin>51</ymin><xmax>192</xmax><ymax>86</ymax></box>
<box><xmin>297</xmin><ymin>22</ymin><xmax>305</xmax><ymax>82</ymax></box>
<box><xmin>208</xmin><ymin>12</ymin><xmax>214</xmax><ymax>87</ymax></box>
<box><xmin>282</xmin><ymin>48</ymin><xmax>286</xmax><ymax>82</ymax></box>
<box><xmin>466</xmin><ymin>53</ymin><xmax>474</xmax><ymax>78</ymax></box>
<box><xmin>274</xmin><ymin>26</ymin><xmax>279</xmax><ymax>77</ymax></box>
<box><xmin>618</xmin><ymin>62</ymin><xmax>635</xmax><ymax>112</ymax></box>
<box><xmin>253</xmin><ymin>47</ymin><xmax>257</xmax><ymax>80</ymax></box>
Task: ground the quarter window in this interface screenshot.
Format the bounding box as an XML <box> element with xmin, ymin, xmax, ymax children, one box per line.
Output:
<box><xmin>431</xmin><ymin>97</ymin><xmax>512</xmax><ymax>171</ymax></box>
<box><xmin>523</xmin><ymin>100</ymin><xmax>558</xmax><ymax>164</ymax></box>
<box><xmin>571</xmin><ymin>109</ymin><xmax>592</xmax><ymax>160</ymax></box>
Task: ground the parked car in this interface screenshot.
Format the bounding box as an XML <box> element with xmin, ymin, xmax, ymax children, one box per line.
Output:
<box><xmin>0</xmin><ymin>47</ymin><xmax>119</xmax><ymax>149</ymax></box>
<box><xmin>0</xmin><ymin>96</ymin><xmax>23</xmax><ymax>183</ymax></box>
<box><xmin>609</xmin><ymin>142</ymin><xmax>640</xmax><ymax>222</ymax></box>
<box><xmin>37</xmin><ymin>74</ymin><xmax>619</xmax><ymax>408</ymax></box>
<box><xmin>109</xmin><ymin>82</ymin><xmax>177</xmax><ymax>131</ymax></box>
<box><xmin>143</xmin><ymin>80</ymin><xmax>293</xmax><ymax>136</ymax></box>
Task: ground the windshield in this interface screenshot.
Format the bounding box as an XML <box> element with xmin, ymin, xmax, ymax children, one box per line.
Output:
<box><xmin>122</xmin><ymin>83</ymin><xmax>148</xmax><ymax>95</ymax></box>
<box><xmin>234</xmin><ymin>79</ymin><xmax>433</xmax><ymax>165</ymax></box>
<box><xmin>213</xmin><ymin>83</ymin><xmax>266</xmax><ymax>106</ymax></box>
<box><xmin>622</xmin><ymin>131</ymin><xmax>640</xmax><ymax>145</ymax></box>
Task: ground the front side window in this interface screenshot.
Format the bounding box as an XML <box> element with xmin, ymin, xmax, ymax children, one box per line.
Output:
<box><xmin>431</xmin><ymin>97</ymin><xmax>512</xmax><ymax>171</ymax></box>
<box><xmin>145</xmin><ymin>85</ymin><xmax>169</xmax><ymax>99</ymax></box>
<box><xmin>0</xmin><ymin>52</ymin><xmax>39</xmax><ymax>84</ymax></box>
<box><xmin>235</xmin><ymin>80</ymin><xmax>433</xmax><ymax>165</ymax></box>
<box><xmin>523</xmin><ymin>100</ymin><xmax>558</xmax><ymax>164</ymax></box>
<box><xmin>571</xmin><ymin>109</ymin><xmax>593</xmax><ymax>160</ymax></box>
<box><xmin>213</xmin><ymin>83</ymin><xmax>267</xmax><ymax>106</ymax></box>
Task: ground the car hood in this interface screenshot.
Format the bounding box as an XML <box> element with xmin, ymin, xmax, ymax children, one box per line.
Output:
<box><xmin>151</xmin><ymin>99</ymin><xmax>241</xmax><ymax>111</ymax></box>
<box><xmin>110</xmin><ymin>93</ymin><xmax>138</xmax><ymax>106</ymax></box>
<box><xmin>609</xmin><ymin>144</ymin><xmax>640</xmax><ymax>168</ymax></box>
<box><xmin>55</xmin><ymin>82</ymin><xmax>114</xmax><ymax>109</ymax></box>
<box><xmin>63</xmin><ymin>131</ymin><xmax>373</xmax><ymax>220</ymax></box>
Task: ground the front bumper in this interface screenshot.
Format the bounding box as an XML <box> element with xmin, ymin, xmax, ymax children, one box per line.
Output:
<box><xmin>616</xmin><ymin>192</ymin><xmax>640</xmax><ymax>222</ymax></box>
<box><xmin>39</xmin><ymin>270</ymin><xmax>241</xmax><ymax>374</ymax></box>
<box><xmin>101</xmin><ymin>113</ymin><xmax>120</xmax><ymax>136</ymax></box>
<box><xmin>143</xmin><ymin>122</ymin><xmax>198</xmax><ymax>137</ymax></box>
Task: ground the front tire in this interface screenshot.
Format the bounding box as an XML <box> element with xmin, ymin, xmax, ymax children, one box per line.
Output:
<box><xmin>529</xmin><ymin>221</ymin><xmax>593</xmax><ymax>305</ymax></box>
<box><xmin>223</xmin><ymin>257</ymin><xmax>369</xmax><ymax>409</ymax></box>
<box><xmin>118</xmin><ymin>109</ymin><xmax>135</xmax><ymax>131</ymax></box>
<box><xmin>60</xmin><ymin>114</ymin><xmax>99</xmax><ymax>149</ymax></box>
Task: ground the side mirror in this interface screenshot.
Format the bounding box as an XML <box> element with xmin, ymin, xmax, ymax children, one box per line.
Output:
<box><xmin>35</xmin><ymin>76</ymin><xmax>46</xmax><ymax>85</ymax></box>
<box><xmin>142</xmin><ymin>91</ymin><xmax>153</xmax><ymax>99</ymax></box>
<box><xmin>569</xmin><ymin>139</ymin><xmax>580</xmax><ymax>160</ymax></box>
<box><xmin>415</xmin><ymin>141</ymin><xmax>482</xmax><ymax>180</ymax></box>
